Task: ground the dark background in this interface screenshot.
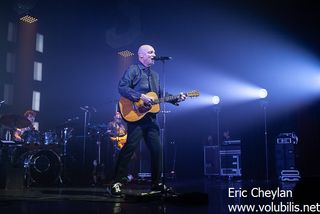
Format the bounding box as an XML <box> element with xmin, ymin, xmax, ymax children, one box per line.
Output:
<box><xmin>1</xmin><ymin>0</ymin><xmax>320</xmax><ymax>181</ymax></box>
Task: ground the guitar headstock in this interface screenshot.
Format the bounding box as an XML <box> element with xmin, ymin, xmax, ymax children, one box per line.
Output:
<box><xmin>186</xmin><ymin>90</ymin><xmax>200</xmax><ymax>97</ymax></box>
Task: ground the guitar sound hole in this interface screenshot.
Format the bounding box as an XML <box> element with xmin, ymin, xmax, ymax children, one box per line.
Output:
<box><xmin>138</xmin><ymin>105</ymin><xmax>151</xmax><ymax>113</ymax></box>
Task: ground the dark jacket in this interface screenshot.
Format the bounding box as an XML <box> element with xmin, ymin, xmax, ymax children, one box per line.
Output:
<box><xmin>118</xmin><ymin>62</ymin><xmax>160</xmax><ymax>102</ymax></box>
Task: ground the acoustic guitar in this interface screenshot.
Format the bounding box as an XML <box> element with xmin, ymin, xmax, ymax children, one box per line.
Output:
<box><xmin>118</xmin><ymin>90</ymin><xmax>200</xmax><ymax>122</ymax></box>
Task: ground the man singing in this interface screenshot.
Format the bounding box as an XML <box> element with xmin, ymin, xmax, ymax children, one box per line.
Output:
<box><xmin>110</xmin><ymin>44</ymin><xmax>186</xmax><ymax>196</ymax></box>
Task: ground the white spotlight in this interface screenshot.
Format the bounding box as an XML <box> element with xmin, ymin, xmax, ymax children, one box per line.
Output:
<box><xmin>212</xmin><ymin>96</ymin><xmax>220</xmax><ymax>105</ymax></box>
<box><xmin>258</xmin><ymin>89</ymin><xmax>268</xmax><ymax>99</ymax></box>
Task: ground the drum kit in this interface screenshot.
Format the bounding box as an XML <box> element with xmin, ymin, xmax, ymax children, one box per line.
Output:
<box><xmin>0</xmin><ymin>112</ymin><xmax>122</xmax><ymax>187</ymax></box>
<box><xmin>0</xmin><ymin>114</ymin><xmax>74</xmax><ymax>187</ymax></box>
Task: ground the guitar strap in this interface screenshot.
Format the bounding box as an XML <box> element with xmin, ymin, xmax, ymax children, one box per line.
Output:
<box><xmin>148</xmin><ymin>69</ymin><xmax>158</xmax><ymax>94</ymax></box>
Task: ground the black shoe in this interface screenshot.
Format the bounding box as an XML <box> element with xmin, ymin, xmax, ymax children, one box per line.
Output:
<box><xmin>151</xmin><ymin>183</ymin><xmax>167</xmax><ymax>193</ymax></box>
<box><xmin>110</xmin><ymin>182</ymin><xmax>123</xmax><ymax>197</ymax></box>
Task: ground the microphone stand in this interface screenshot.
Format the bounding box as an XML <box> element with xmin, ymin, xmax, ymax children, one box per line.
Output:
<box><xmin>80</xmin><ymin>107</ymin><xmax>90</xmax><ymax>168</ymax></box>
<box><xmin>261</xmin><ymin>100</ymin><xmax>269</xmax><ymax>182</ymax></box>
<box><xmin>159</xmin><ymin>58</ymin><xmax>169</xmax><ymax>194</ymax></box>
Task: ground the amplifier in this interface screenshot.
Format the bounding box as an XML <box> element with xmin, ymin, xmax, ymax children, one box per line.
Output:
<box><xmin>222</xmin><ymin>140</ymin><xmax>241</xmax><ymax>145</ymax></box>
<box><xmin>220</xmin><ymin>150</ymin><xmax>241</xmax><ymax>177</ymax></box>
<box><xmin>280</xmin><ymin>170</ymin><xmax>300</xmax><ymax>182</ymax></box>
<box><xmin>220</xmin><ymin>145</ymin><xmax>241</xmax><ymax>151</ymax></box>
<box><xmin>277</xmin><ymin>133</ymin><xmax>298</xmax><ymax>144</ymax></box>
<box><xmin>221</xmin><ymin>140</ymin><xmax>241</xmax><ymax>151</ymax></box>
<box><xmin>275</xmin><ymin>142</ymin><xmax>298</xmax><ymax>178</ymax></box>
<box><xmin>203</xmin><ymin>146</ymin><xmax>220</xmax><ymax>176</ymax></box>
<box><xmin>277</xmin><ymin>138</ymin><xmax>294</xmax><ymax>144</ymax></box>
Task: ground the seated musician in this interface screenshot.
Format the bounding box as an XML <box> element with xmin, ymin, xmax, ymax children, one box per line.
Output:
<box><xmin>14</xmin><ymin>110</ymin><xmax>37</xmax><ymax>142</ymax></box>
<box><xmin>107</xmin><ymin>112</ymin><xmax>127</xmax><ymax>149</ymax></box>
<box><xmin>107</xmin><ymin>112</ymin><xmax>138</xmax><ymax>183</ymax></box>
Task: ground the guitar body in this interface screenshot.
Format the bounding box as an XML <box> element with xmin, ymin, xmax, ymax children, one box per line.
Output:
<box><xmin>119</xmin><ymin>92</ymin><xmax>160</xmax><ymax>122</ymax></box>
<box><xmin>119</xmin><ymin>90</ymin><xmax>199</xmax><ymax>122</ymax></box>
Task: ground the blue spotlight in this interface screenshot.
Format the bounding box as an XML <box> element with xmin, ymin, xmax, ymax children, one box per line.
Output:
<box><xmin>258</xmin><ymin>89</ymin><xmax>268</xmax><ymax>99</ymax></box>
<box><xmin>212</xmin><ymin>96</ymin><xmax>220</xmax><ymax>105</ymax></box>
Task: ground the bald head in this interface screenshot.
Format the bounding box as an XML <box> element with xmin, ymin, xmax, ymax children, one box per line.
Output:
<box><xmin>138</xmin><ymin>44</ymin><xmax>156</xmax><ymax>67</ymax></box>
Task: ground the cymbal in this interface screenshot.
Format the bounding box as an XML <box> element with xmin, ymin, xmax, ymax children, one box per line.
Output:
<box><xmin>0</xmin><ymin>114</ymin><xmax>31</xmax><ymax>128</ymax></box>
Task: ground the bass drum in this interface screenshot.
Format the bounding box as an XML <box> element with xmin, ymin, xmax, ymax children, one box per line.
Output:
<box><xmin>25</xmin><ymin>150</ymin><xmax>62</xmax><ymax>185</ymax></box>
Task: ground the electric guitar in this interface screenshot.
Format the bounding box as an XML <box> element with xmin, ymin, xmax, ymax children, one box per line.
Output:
<box><xmin>118</xmin><ymin>90</ymin><xmax>200</xmax><ymax>122</ymax></box>
<box><xmin>110</xmin><ymin>134</ymin><xmax>128</xmax><ymax>150</ymax></box>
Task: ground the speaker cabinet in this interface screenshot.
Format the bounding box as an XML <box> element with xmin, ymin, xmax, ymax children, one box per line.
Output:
<box><xmin>275</xmin><ymin>143</ymin><xmax>297</xmax><ymax>176</ymax></box>
<box><xmin>204</xmin><ymin>146</ymin><xmax>220</xmax><ymax>176</ymax></box>
<box><xmin>220</xmin><ymin>150</ymin><xmax>241</xmax><ymax>177</ymax></box>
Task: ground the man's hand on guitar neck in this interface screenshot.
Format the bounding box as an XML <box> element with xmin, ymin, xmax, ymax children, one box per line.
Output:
<box><xmin>173</xmin><ymin>92</ymin><xmax>187</xmax><ymax>106</ymax></box>
<box><xmin>177</xmin><ymin>92</ymin><xmax>187</xmax><ymax>102</ymax></box>
<box><xmin>140</xmin><ymin>94</ymin><xmax>154</xmax><ymax>106</ymax></box>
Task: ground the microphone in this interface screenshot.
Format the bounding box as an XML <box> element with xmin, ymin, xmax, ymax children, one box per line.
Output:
<box><xmin>0</xmin><ymin>100</ymin><xmax>5</xmax><ymax>104</ymax></box>
<box><xmin>153</xmin><ymin>56</ymin><xmax>172</xmax><ymax>61</ymax></box>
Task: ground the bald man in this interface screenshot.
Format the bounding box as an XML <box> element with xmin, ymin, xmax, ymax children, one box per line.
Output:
<box><xmin>110</xmin><ymin>44</ymin><xmax>186</xmax><ymax>196</ymax></box>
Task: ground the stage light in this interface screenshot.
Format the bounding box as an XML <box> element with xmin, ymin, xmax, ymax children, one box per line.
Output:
<box><xmin>212</xmin><ymin>96</ymin><xmax>220</xmax><ymax>105</ymax></box>
<box><xmin>118</xmin><ymin>50</ymin><xmax>134</xmax><ymax>58</ymax></box>
<box><xmin>258</xmin><ymin>89</ymin><xmax>268</xmax><ymax>99</ymax></box>
<box><xmin>20</xmin><ymin>15</ymin><xmax>38</xmax><ymax>23</ymax></box>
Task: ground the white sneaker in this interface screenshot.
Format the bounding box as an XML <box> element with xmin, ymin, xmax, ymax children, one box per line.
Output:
<box><xmin>111</xmin><ymin>182</ymin><xmax>122</xmax><ymax>196</ymax></box>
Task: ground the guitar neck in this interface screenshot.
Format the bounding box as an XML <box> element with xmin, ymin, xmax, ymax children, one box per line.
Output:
<box><xmin>154</xmin><ymin>95</ymin><xmax>180</xmax><ymax>104</ymax></box>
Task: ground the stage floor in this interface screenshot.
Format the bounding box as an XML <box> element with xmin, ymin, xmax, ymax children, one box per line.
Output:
<box><xmin>0</xmin><ymin>177</ymin><xmax>301</xmax><ymax>214</ymax></box>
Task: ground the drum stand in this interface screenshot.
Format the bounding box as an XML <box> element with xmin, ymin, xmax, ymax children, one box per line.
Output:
<box><xmin>23</xmin><ymin>156</ymin><xmax>34</xmax><ymax>188</ymax></box>
<box><xmin>92</xmin><ymin>131</ymin><xmax>105</xmax><ymax>185</ymax></box>
<box><xmin>59</xmin><ymin>127</ymin><xmax>72</xmax><ymax>185</ymax></box>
